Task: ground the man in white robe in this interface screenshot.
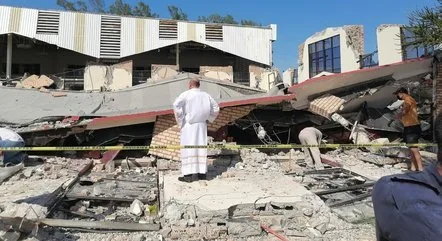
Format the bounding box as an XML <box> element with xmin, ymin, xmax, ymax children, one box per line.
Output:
<box><xmin>173</xmin><ymin>79</ymin><xmax>219</xmax><ymax>182</ymax></box>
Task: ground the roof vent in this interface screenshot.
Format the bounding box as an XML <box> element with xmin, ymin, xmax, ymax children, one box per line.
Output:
<box><xmin>205</xmin><ymin>25</ymin><xmax>223</xmax><ymax>41</ymax></box>
<box><xmin>36</xmin><ymin>11</ymin><xmax>60</xmax><ymax>34</ymax></box>
<box><xmin>159</xmin><ymin>20</ymin><xmax>178</xmax><ymax>39</ymax></box>
<box><xmin>100</xmin><ymin>16</ymin><xmax>121</xmax><ymax>58</ymax></box>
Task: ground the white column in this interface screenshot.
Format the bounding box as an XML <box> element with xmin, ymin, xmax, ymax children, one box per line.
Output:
<box><xmin>6</xmin><ymin>34</ymin><xmax>12</xmax><ymax>80</ymax></box>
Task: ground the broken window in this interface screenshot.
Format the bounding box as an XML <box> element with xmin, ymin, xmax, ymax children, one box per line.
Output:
<box><xmin>205</xmin><ymin>25</ymin><xmax>223</xmax><ymax>41</ymax></box>
<box><xmin>308</xmin><ymin>35</ymin><xmax>341</xmax><ymax>78</ymax></box>
<box><xmin>401</xmin><ymin>28</ymin><xmax>434</xmax><ymax>60</ymax></box>
<box><xmin>159</xmin><ymin>20</ymin><xmax>178</xmax><ymax>39</ymax></box>
<box><xmin>36</xmin><ymin>11</ymin><xmax>60</xmax><ymax>34</ymax></box>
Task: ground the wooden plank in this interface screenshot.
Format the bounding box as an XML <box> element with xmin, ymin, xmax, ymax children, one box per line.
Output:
<box><xmin>329</xmin><ymin>192</ymin><xmax>372</xmax><ymax>208</ymax></box>
<box><xmin>40</xmin><ymin>219</ymin><xmax>160</xmax><ymax>231</ymax></box>
<box><xmin>314</xmin><ymin>182</ymin><xmax>375</xmax><ymax>196</ymax></box>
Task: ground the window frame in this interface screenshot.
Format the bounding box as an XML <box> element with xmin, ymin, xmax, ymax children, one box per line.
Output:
<box><xmin>308</xmin><ymin>35</ymin><xmax>341</xmax><ymax>78</ymax></box>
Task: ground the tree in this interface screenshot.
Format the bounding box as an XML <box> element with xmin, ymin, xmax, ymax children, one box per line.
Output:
<box><xmin>133</xmin><ymin>1</ymin><xmax>159</xmax><ymax>17</ymax></box>
<box><xmin>197</xmin><ymin>14</ymin><xmax>238</xmax><ymax>24</ymax></box>
<box><xmin>168</xmin><ymin>5</ymin><xmax>188</xmax><ymax>20</ymax></box>
<box><xmin>56</xmin><ymin>0</ymin><xmax>158</xmax><ymax>17</ymax></box>
<box><xmin>57</xmin><ymin>0</ymin><xmax>104</xmax><ymax>12</ymax></box>
<box><xmin>404</xmin><ymin>0</ymin><xmax>442</xmax><ymax>47</ymax></box>
<box><xmin>56</xmin><ymin>0</ymin><xmax>83</xmax><ymax>11</ymax></box>
<box><xmin>88</xmin><ymin>0</ymin><xmax>105</xmax><ymax>13</ymax></box>
<box><xmin>240</xmin><ymin>19</ymin><xmax>261</xmax><ymax>26</ymax></box>
<box><xmin>108</xmin><ymin>0</ymin><xmax>132</xmax><ymax>16</ymax></box>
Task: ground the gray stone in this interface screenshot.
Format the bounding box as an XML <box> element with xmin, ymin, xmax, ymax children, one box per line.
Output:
<box><xmin>315</xmin><ymin>222</ymin><xmax>329</xmax><ymax>234</ymax></box>
<box><xmin>227</xmin><ymin>221</ymin><xmax>262</xmax><ymax>237</ymax></box>
<box><xmin>80</xmin><ymin>189</ymin><xmax>91</xmax><ymax>196</ymax></box>
<box><xmin>305</xmin><ymin>227</ymin><xmax>322</xmax><ymax>238</ymax></box>
<box><xmin>285</xmin><ymin>230</ymin><xmax>306</xmax><ymax>237</ymax></box>
<box><xmin>302</xmin><ymin>207</ymin><xmax>314</xmax><ymax>217</ymax></box>
<box><xmin>92</xmin><ymin>186</ymin><xmax>104</xmax><ymax>196</ymax></box>
<box><xmin>130</xmin><ymin>199</ymin><xmax>144</xmax><ymax>216</ymax></box>
<box><xmin>156</xmin><ymin>159</ymin><xmax>169</xmax><ymax>171</ymax></box>
<box><xmin>164</xmin><ymin>203</ymin><xmax>183</xmax><ymax>223</ymax></box>
<box><xmin>23</xmin><ymin>168</ymin><xmax>34</xmax><ymax>178</ymax></box>
<box><xmin>187</xmin><ymin>218</ymin><xmax>195</xmax><ymax>227</ymax></box>
<box><xmin>0</xmin><ymin>230</ymin><xmax>20</xmax><ymax>241</ymax></box>
<box><xmin>160</xmin><ymin>227</ymin><xmax>172</xmax><ymax>237</ymax></box>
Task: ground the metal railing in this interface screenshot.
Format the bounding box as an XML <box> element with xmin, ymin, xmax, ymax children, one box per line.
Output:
<box><xmin>358</xmin><ymin>51</ymin><xmax>379</xmax><ymax>69</ymax></box>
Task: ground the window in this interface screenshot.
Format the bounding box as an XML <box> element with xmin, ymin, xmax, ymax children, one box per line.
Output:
<box><xmin>36</xmin><ymin>11</ymin><xmax>60</xmax><ymax>34</ymax></box>
<box><xmin>100</xmin><ymin>16</ymin><xmax>121</xmax><ymax>58</ymax></box>
<box><xmin>308</xmin><ymin>35</ymin><xmax>341</xmax><ymax>78</ymax></box>
<box><xmin>401</xmin><ymin>28</ymin><xmax>433</xmax><ymax>60</ymax></box>
<box><xmin>159</xmin><ymin>20</ymin><xmax>178</xmax><ymax>39</ymax></box>
<box><xmin>205</xmin><ymin>25</ymin><xmax>223</xmax><ymax>41</ymax></box>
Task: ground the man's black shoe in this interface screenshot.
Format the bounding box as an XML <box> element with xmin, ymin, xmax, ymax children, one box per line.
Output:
<box><xmin>178</xmin><ymin>175</ymin><xmax>192</xmax><ymax>183</ymax></box>
<box><xmin>198</xmin><ymin>174</ymin><xmax>207</xmax><ymax>180</ymax></box>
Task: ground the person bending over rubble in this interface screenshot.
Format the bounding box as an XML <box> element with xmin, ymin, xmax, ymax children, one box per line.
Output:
<box><xmin>0</xmin><ymin>128</ymin><xmax>26</xmax><ymax>166</ymax></box>
<box><xmin>393</xmin><ymin>87</ymin><xmax>423</xmax><ymax>171</ymax></box>
<box><xmin>372</xmin><ymin>112</ymin><xmax>442</xmax><ymax>241</ymax></box>
<box><xmin>298</xmin><ymin>127</ymin><xmax>324</xmax><ymax>170</ymax></box>
<box><xmin>173</xmin><ymin>78</ymin><xmax>219</xmax><ymax>183</ymax></box>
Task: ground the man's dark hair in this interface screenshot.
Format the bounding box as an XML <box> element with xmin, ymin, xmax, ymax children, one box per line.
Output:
<box><xmin>393</xmin><ymin>87</ymin><xmax>408</xmax><ymax>95</ymax></box>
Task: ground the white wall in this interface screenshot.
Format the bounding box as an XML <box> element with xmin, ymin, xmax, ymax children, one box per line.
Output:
<box><xmin>297</xmin><ymin>26</ymin><xmax>363</xmax><ymax>83</ymax></box>
<box><xmin>377</xmin><ymin>24</ymin><xmax>403</xmax><ymax>66</ymax></box>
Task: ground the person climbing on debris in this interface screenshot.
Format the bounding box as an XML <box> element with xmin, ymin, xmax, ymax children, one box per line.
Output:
<box><xmin>372</xmin><ymin>112</ymin><xmax>442</xmax><ymax>241</ymax></box>
<box><xmin>0</xmin><ymin>128</ymin><xmax>26</xmax><ymax>166</ymax></box>
<box><xmin>173</xmin><ymin>78</ymin><xmax>219</xmax><ymax>183</ymax></box>
<box><xmin>393</xmin><ymin>87</ymin><xmax>423</xmax><ymax>171</ymax></box>
<box><xmin>298</xmin><ymin>127</ymin><xmax>324</xmax><ymax>170</ymax></box>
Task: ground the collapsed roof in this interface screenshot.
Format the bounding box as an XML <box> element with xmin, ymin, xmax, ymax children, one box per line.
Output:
<box><xmin>0</xmin><ymin>73</ymin><xmax>287</xmax><ymax>126</ymax></box>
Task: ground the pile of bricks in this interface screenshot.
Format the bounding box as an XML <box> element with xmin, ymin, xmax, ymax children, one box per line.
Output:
<box><xmin>149</xmin><ymin>105</ymin><xmax>255</xmax><ymax>161</ymax></box>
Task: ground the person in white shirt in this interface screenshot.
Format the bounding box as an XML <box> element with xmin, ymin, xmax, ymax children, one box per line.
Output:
<box><xmin>173</xmin><ymin>79</ymin><xmax>220</xmax><ymax>182</ymax></box>
<box><xmin>0</xmin><ymin>128</ymin><xmax>26</xmax><ymax>165</ymax></box>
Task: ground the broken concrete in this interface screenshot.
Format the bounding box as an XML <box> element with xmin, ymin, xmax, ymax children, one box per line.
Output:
<box><xmin>84</xmin><ymin>61</ymin><xmax>133</xmax><ymax>91</ymax></box>
<box><xmin>150</xmin><ymin>64</ymin><xmax>178</xmax><ymax>82</ymax></box>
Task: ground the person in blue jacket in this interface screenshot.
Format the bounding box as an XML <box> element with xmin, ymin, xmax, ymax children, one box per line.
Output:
<box><xmin>372</xmin><ymin>112</ymin><xmax>442</xmax><ymax>241</ymax></box>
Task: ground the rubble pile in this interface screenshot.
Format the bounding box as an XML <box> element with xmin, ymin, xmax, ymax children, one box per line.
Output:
<box><xmin>16</xmin><ymin>74</ymin><xmax>55</xmax><ymax>90</ymax></box>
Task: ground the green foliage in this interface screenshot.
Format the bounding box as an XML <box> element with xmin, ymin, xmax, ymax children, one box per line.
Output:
<box><xmin>168</xmin><ymin>5</ymin><xmax>188</xmax><ymax>20</ymax></box>
<box><xmin>56</xmin><ymin>0</ymin><xmax>260</xmax><ymax>26</ymax></box>
<box><xmin>108</xmin><ymin>0</ymin><xmax>132</xmax><ymax>16</ymax></box>
<box><xmin>404</xmin><ymin>0</ymin><xmax>442</xmax><ymax>47</ymax></box>
<box><xmin>133</xmin><ymin>1</ymin><xmax>159</xmax><ymax>18</ymax></box>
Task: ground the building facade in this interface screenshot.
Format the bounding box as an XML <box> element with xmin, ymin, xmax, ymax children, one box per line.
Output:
<box><xmin>297</xmin><ymin>25</ymin><xmax>364</xmax><ymax>82</ymax></box>
<box><xmin>0</xmin><ymin>6</ymin><xmax>277</xmax><ymax>87</ymax></box>
<box><xmin>297</xmin><ymin>24</ymin><xmax>435</xmax><ymax>83</ymax></box>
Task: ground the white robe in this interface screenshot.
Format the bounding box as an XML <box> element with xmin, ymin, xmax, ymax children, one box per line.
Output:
<box><xmin>173</xmin><ymin>88</ymin><xmax>219</xmax><ymax>175</ymax></box>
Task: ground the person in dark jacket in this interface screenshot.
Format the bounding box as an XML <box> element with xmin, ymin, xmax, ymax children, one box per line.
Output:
<box><xmin>372</xmin><ymin>112</ymin><xmax>442</xmax><ymax>241</ymax></box>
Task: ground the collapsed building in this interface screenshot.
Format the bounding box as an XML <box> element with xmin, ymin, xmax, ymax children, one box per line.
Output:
<box><xmin>0</xmin><ymin>6</ymin><xmax>281</xmax><ymax>91</ymax></box>
<box><xmin>0</xmin><ymin>6</ymin><xmax>441</xmax><ymax>241</ymax></box>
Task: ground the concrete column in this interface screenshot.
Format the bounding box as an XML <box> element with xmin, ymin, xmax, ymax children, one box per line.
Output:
<box><xmin>6</xmin><ymin>34</ymin><xmax>12</xmax><ymax>80</ymax></box>
<box><xmin>176</xmin><ymin>43</ymin><xmax>180</xmax><ymax>70</ymax></box>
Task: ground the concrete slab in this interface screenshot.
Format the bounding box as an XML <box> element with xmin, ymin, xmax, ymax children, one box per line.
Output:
<box><xmin>163</xmin><ymin>171</ymin><xmax>312</xmax><ymax>211</ymax></box>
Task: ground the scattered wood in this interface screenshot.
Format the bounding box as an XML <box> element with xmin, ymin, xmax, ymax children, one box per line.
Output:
<box><xmin>315</xmin><ymin>182</ymin><xmax>375</xmax><ymax>196</ymax></box>
<box><xmin>329</xmin><ymin>192</ymin><xmax>372</xmax><ymax>208</ymax></box>
<box><xmin>40</xmin><ymin>218</ymin><xmax>160</xmax><ymax>231</ymax></box>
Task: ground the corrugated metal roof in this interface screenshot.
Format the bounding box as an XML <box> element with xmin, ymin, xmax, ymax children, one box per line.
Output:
<box><xmin>84</xmin><ymin>13</ymin><xmax>101</xmax><ymax>58</ymax></box>
<box><xmin>0</xmin><ymin>7</ymin><xmax>11</xmax><ymax>34</ymax></box>
<box><xmin>0</xmin><ymin>5</ymin><xmax>275</xmax><ymax>65</ymax></box>
<box><xmin>58</xmin><ymin>11</ymin><xmax>76</xmax><ymax>51</ymax></box>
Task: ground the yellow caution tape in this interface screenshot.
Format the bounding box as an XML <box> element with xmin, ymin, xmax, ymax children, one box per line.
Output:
<box><xmin>0</xmin><ymin>143</ymin><xmax>437</xmax><ymax>152</ymax></box>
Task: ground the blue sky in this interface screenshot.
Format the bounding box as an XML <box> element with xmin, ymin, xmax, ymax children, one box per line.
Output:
<box><xmin>0</xmin><ymin>0</ymin><xmax>436</xmax><ymax>70</ymax></box>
